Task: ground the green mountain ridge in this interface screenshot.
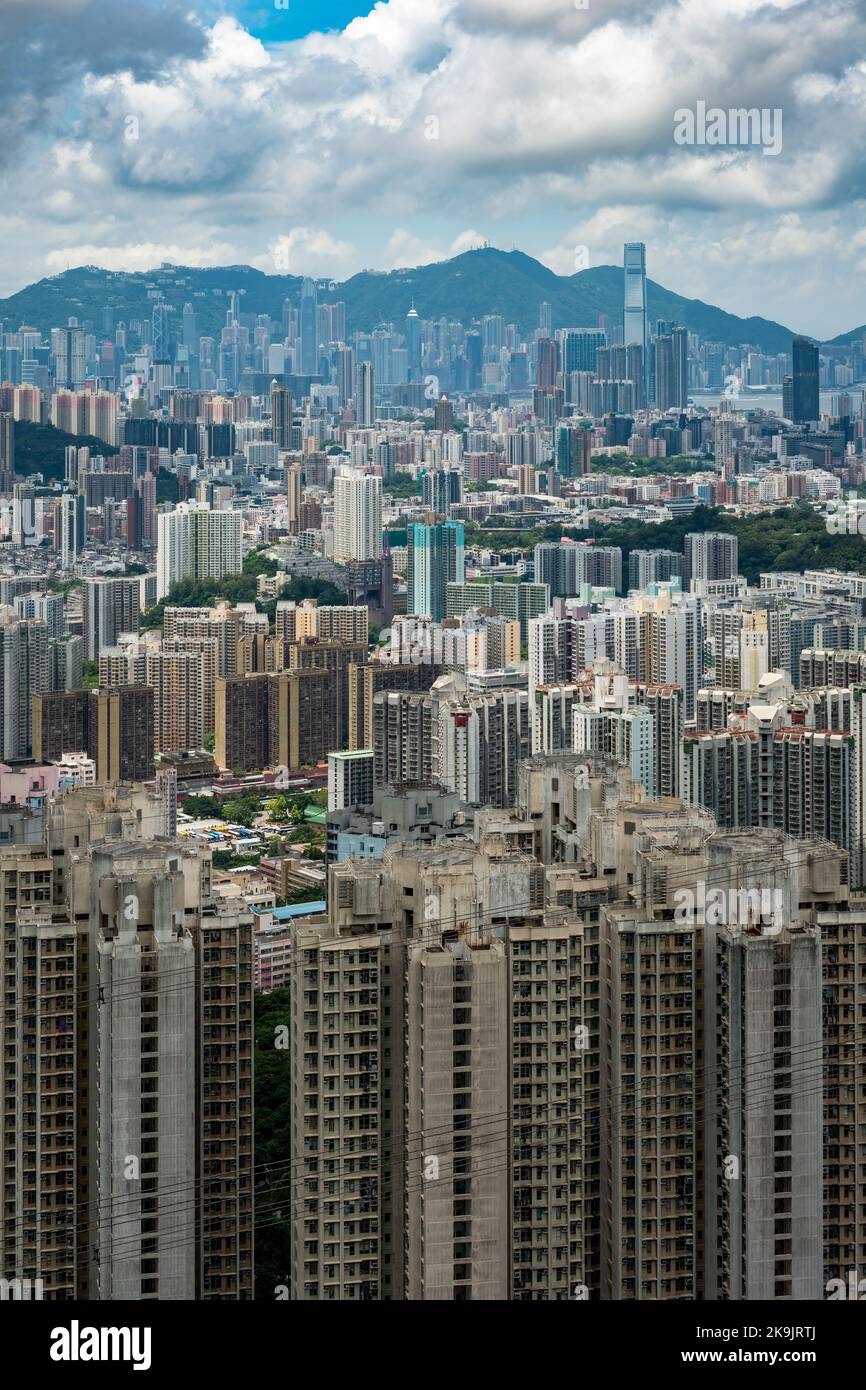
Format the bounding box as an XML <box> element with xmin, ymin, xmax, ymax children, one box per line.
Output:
<box><xmin>0</xmin><ymin>246</ymin><xmax>815</xmax><ymax>354</ymax></box>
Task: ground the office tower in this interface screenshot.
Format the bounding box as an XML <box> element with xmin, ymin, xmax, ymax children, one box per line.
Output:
<box><xmin>654</xmin><ymin>333</ymin><xmax>674</xmax><ymax>409</ymax></box>
<box><xmin>328</xmin><ymin>749</ymin><xmax>375</xmax><ymax>811</ymax></box>
<box><xmin>559</xmin><ymin>328</ymin><xmax>605</xmax><ymax>375</ymax></box>
<box><xmin>405</xmin><ymin>305</ymin><xmax>422</xmax><ymax>381</ymax></box>
<box><xmin>299</xmin><ymin>278</ymin><xmax>318</xmax><ymax>374</ymax></box>
<box><xmin>407</xmin><ymin>522</ymin><xmax>465</xmax><ymax>622</ymax></box>
<box><xmin>12</xmin><ymin>482</ymin><xmax>36</xmax><ymax>547</ymax></box>
<box><xmin>182</xmin><ymin>301</ymin><xmax>198</xmax><ymax>349</ymax></box>
<box><xmin>83</xmin><ymin>576</ymin><xmax>141</xmax><ymax>660</ymax></box>
<box><xmin>782</xmin><ymin>375</ymin><xmax>794</xmax><ymax>420</ymax></box>
<box><xmin>355</xmin><ymin>360</ymin><xmax>375</xmax><ymax>425</ymax></box>
<box><xmin>683</xmin><ymin>531</ymin><xmax>738</xmax><ymax>588</ymax></box>
<box><xmin>628</xmin><ymin>549</ymin><xmax>683</xmax><ymax>591</ymax></box>
<box><xmin>623</xmin><ymin>242</ymin><xmax>648</xmax><ymax>357</ymax></box>
<box><xmin>271</xmin><ymin>382</ymin><xmax>293</xmax><ymax>449</ymax></box>
<box><xmin>710</xmin><ymin>925</ymin><xmax>823</xmax><ymax>1300</ymax></box>
<box><xmin>555</xmin><ymin>421</ymin><xmax>591</xmax><ymax>478</ymax></box>
<box><xmin>156</xmin><ymin>505</ymin><xmax>244</xmax><ymax>599</ymax></box>
<box><xmin>792</xmin><ymin>336</ymin><xmax>820</xmax><ymax>422</ymax></box>
<box><xmin>333</xmin><ymin>470</ymin><xmax>383</xmax><ymax>563</ymax></box>
<box><xmin>0</xmin><ymin>411</ymin><xmax>13</xmax><ymax>490</ymax></box>
<box><xmin>671</xmin><ymin>325</ymin><xmax>689</xmax><ymax>408</ymax></box>
<box><xmin>433</xmin><ymin>396</ymin><xmax>454</xmax><ymax>433</ymax></box>
<box><xmin>536</xmin><ymin>338</ymin><xmax>558</xmax><ymax>389</ymax></box>
<box><xmin>0</xmin><ymin>612</ymin><xmax>49</xmax><ymax>759</ymax></box>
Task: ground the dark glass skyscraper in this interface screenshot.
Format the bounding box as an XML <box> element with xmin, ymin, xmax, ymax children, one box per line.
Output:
<box><xmin>623</xmin><ymin>242</ymin><xmax>647</xmax><ymax>354</ymax></box>
<box><xmin>792</xmin><ymin>336</ymin><xmax>819</xmax><ymax>422</ymax></box>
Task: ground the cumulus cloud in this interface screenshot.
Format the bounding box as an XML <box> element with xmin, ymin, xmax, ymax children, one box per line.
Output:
<box><xmin>257</xmin><ymin>226</ymin><xmax>358</xmax><ymax>278</ymax></box>
<box><xmin>1</xmin><ymin>0</ymin><xmax>865</xmax><ymax>333</ymax></box>
<box><xmin>43</xmin><ymin>241</ymin><xmax>241</xmax><ymax>274</ymax></box>
<box><xmin>0</xmin><ymin>0</ymin><xmax>205</xmax><ymax>163</ymax></box>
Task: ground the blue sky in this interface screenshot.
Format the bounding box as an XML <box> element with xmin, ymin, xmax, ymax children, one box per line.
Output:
<box><xmin>1</xmin><ymin>0</ymin><xmax>865</xmax><ymax>338</ymax></box>
<box><xmin>231</xmin><ymin>1</ymin><xmax>374</xmax><ymax>41</ymax></box>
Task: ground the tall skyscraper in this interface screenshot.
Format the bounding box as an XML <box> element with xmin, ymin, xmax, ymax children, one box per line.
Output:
<box><xmin>0</xmin><ymin>411</ymin><xmax>13</xmax><ymax>490</ymax></box>
<box><xmin>792</xmin><ymin>336</ymin><xmax>819</xmax><ymax>422</ymax></box>
<box><xmin>623</xmin><ymin>242</ymin><xmax>648</xmax><ymax>357</ymax></box>
<box><xmin>671</xmin><ymin>324</ymin><xmax>689</xmax><ymax>407</ymax></box>
<box><xmin>355</xmin><ymin>360</ymin><xmax>375</xmax><ymax>426</ymax></box>
<box><xmin>299</xmin><ymin>277</ymin><xmax>318</xmax><ymax>375</ymax></box>
<box><xmin>271</xmin><ymin>381</ymin><xmax>293</xmax><ymax>449</ymax></box>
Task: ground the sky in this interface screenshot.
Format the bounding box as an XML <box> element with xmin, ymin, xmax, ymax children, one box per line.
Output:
<box><xmin>0</xmin><ymin>0</ymin><xmax>864</xmax><ymax>338</ymax></box>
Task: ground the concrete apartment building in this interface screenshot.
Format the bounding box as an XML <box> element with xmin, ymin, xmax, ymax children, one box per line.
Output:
<box><xmin>0</xmin><ymin>782</ymin><xmax>253</xmax><ymax>1301</ymax></box>
<box><xmin>287</xmin><ymin>754</ymin><xmax>866</xmax><ymax>1300</ymax></box>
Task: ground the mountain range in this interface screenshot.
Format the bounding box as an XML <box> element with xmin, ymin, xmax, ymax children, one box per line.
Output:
<box><xmin>0</xmin><ymin>247</ymin><xmax>851</xmax><ymax>355</ymax></box>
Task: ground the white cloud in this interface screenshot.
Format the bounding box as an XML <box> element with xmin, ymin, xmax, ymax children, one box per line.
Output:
<box><xmin>1</xmin><ymin>0</ymin><xmax>866</xmax><ymax>334</ymax></box>
<box><xmin>43</xmin><ymin>242</ymin><xmax>240</xmax><ymax>274</ymax></box>
<box><xmin>256</xmin><ymin>226</ymin><xmax>358</xmax><ymax>278</ymax></box>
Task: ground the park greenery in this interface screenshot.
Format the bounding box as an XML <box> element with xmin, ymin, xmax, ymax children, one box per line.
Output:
<box><xmin>141</xmin><ymin>548</ymin><xmax>347</xmax><ymax>630</ymax></box>
<box><xmin>465</xmin><ymin>503</ymin><xmax>866</xmax><ymax>585</ymax></box>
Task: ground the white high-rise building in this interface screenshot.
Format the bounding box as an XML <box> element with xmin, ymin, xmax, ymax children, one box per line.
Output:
<box><xmin>333</xmin><ymin>470</ymin><xmax>382</xmax><ymax>563</ymax></box>
<box><xmin>156</xmin><ymin>504</ymin><xmax>243</xmax><ymax>599</ymax></box>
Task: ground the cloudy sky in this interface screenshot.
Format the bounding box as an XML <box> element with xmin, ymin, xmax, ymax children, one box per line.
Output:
<box><xmin>0</xmin><ymin>0</ymin><xmax>864</xmax><ymax>337</ymax></box>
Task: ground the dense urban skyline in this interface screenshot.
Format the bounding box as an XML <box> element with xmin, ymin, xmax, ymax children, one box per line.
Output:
<box><xmin>2</xmin><ymin>0</ymin><xmax>865</xmax><ymax>1331</ymax></box>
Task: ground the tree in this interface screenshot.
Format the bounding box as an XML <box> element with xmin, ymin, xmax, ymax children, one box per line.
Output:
<box><xmin>265</xmin><ymin>794</ymin><xmax>289</xmax><ymax>823</ymax></box>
